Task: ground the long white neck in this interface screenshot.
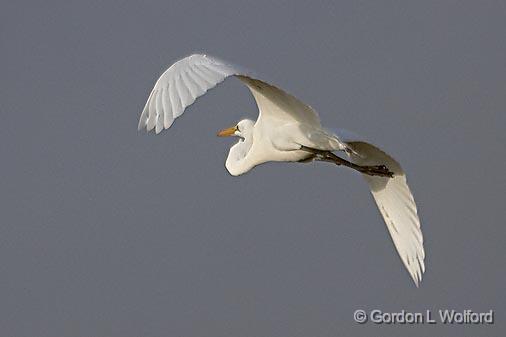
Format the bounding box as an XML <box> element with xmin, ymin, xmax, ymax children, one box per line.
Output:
<box><xmin>225</xmin><ymin>133</ymin><xmax>254</xmax><ymax>176</ymax></box>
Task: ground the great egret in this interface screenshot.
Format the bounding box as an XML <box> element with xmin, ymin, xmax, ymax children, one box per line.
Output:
<box><xmin>138</xmin><ymin>54</ymin><xmax>425</xmax><ymax>286</ymax></box>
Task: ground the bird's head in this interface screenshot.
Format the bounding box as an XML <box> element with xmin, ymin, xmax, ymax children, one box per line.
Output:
<box><xmin>216</xmin><ymin>119</ymin><xmax>255</xmax><ymax>176</ymax></box>
<box><xmin>216</xmin><ymin>119</ymin><xmax>254</xmax><ymax>140</ymax></box>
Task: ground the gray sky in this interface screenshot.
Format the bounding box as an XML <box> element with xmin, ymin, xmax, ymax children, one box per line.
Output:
<box><xmin>2</xmin><ymin>1</ymin><xmax>505</xmax><ymax>336</ymax></box>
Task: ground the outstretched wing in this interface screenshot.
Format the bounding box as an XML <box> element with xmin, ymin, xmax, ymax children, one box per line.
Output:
<box><xmin>335</xmin><ymin>130</ymin><xmax>425</xmax><ymax>286</ymax></box>
<box><xmin>236</xmin><ymin>76</ymin><xmax>321</xmax><ymax>127</ymax></box>
<box><xmin>138</xmin><ymin>54</ymin><xmax>321</xmax><ymax>134</ymax></box>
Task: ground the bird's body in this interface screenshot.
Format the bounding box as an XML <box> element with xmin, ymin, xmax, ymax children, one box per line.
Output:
<box><xmin>138</xmin><ymin>54</ymin><xmax>425</xmax><ymax>286</ymax></box>
<box><xmin>225</xmin><ymin>120</ymin><xmax>338</xmax><ymax>176</ymax></box>
<box><xmin>217</xmin><ymin>76</ymin><xmax>348</xmax><ymax>175</ymax></box>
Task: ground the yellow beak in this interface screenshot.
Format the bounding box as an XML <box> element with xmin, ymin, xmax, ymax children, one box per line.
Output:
<box><xmin>217</xmin><ymin>125</ymin><xmax>237</xmax><ymax>137</ymax></box>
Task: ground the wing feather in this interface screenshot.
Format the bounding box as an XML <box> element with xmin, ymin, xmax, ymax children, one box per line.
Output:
<box><xmin>175</xmin><ymin>75</ymin><xmax>193</xmax><ymax>109</ymax></box>
<box><xmin>138</xmin><ymin>54</ymin><xmax>321</xmax><ymax>133</ymax></box>
<box><xmin>201</xmin><ymin>62</ymin><xmax>232</xmax><ymax>76</ymax></box>
<box><xmin>146</xmin><ymin>90</ymin><xmax>158</xmax><ymax>131</ymax></box>
<box><xmin>180</xmin><ymin>71</ymin><xmax>198</xmax><ymax>99</ymax></box>
<box><xmin>334</xmin><ymin>130</ymin><xmax>425</xmax><ymax>286</ymax></box>
<box><xmin>161</xmin><ymin>87</ymin><xmax>174</xmax><ymax>129</ymax></box>
<box><xmin>155</xmin><ymin>89</ymin><xmax>164</xmax><ymax>134</ymax></box>
<box><xmin>138</xmin><ymin>89</ymin><xmax>153</xmax><ymax>130</ymax></box>
<box><xmin>186</xmin><ymin>67</ymin><xmax>211</xmax><ymax>93</ymax></box>
<box><xmin>190</xmin><ymin>65</ymin><xmax>217</xmax><ymax>86</ymax></box>
<box><xmin>168</xmin><ymin>80</ymin><xmax>182</xmax><ymax>119</ymax></box>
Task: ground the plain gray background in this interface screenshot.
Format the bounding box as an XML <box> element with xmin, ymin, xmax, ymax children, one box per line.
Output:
<box><xmin>2</xmin><ymin>0</ymin><xmax>505</xmax><ymax>336</ymax></box>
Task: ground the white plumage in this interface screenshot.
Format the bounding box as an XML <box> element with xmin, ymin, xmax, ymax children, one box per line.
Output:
<box><xmin>138</xmin><ymin>54</ymin><xmax>425</xmax><ymax>286</ymax></box>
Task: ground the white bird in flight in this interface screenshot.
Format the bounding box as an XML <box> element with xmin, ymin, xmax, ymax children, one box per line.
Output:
<box><xmin>138</xmin><ymin>54</ymin><xmax>425</xmax><ymax>286</ymax></box>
